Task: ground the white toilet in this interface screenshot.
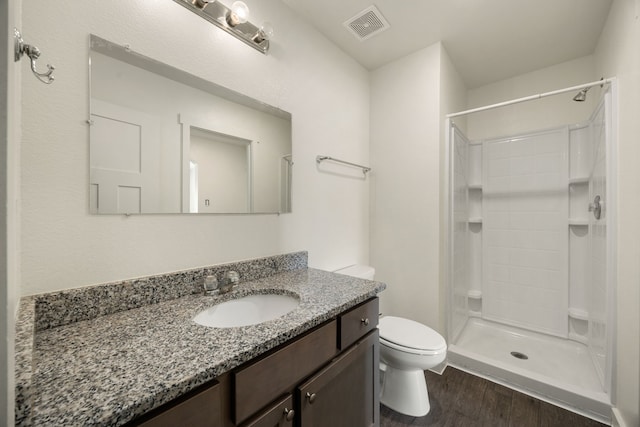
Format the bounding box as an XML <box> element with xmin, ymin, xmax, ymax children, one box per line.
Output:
<box><xmin>334</xmin><ymin>264</ymin><xmax>447</xmax><ymax>417</ymax></box>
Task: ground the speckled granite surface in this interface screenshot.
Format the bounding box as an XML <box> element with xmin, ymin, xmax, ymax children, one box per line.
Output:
<box><xmin>15</xmin><ymin>297</ymin><xmax>36</xmax><ymax>426</ymax></box>
<box><xmin>34</xmin><ymin>251</ymin><xmax>308</xmax><ymax>331</ymax></box>
<box><xmin>16</xmin><ymin>253</ymin><xmax>385</xmax><ymax>426</ymax></box>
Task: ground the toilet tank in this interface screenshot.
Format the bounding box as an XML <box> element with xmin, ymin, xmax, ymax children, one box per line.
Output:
<box><xmin>334</xmin><ymin>264</ymin><xmax>375</xmax><ymax>280</ymax></box>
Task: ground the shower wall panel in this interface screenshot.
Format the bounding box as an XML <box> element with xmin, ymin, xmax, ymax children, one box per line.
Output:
<box><xmin>588</xmin><ymin>99</ymin><xmax>608</xmax><ymax>385</ymax></box>
<box><xmin>482</xmin><ymin>129</ymin><xmax>569</xmax><ymax>337</ymax></box>
<box><xmin>450</xmin><ymin>125</ymin><xmax>470</xmax><ymax>342</ymax></box>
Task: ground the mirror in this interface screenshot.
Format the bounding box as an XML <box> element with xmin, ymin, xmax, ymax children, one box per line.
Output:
<box><xmin>89</xmin><ymin>35</ymin><xmax>292</xmax><ymax>214</ymax></box>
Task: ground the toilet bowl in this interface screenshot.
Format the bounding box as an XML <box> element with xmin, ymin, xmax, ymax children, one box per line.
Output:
<box><xmin>378</xmin><ymin>316</ymin><xmax>446</xmax><ymax>416</ymax></box>
<box><xmin>333</xmin><ymin>265</ymin><xmax>447</xmax><ymax>417</ymax></box>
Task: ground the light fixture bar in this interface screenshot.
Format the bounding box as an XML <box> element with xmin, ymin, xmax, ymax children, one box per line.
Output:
<box><xmin>173</xmin><ymin>0</ymin><xmax>269</xmax><ymax>54</ymax></box>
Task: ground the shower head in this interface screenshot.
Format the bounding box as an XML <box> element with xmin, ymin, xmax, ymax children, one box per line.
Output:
<box><xmin>572</xmin><ymin>87</ymin><xmax>590</xmax><ymax>102</ymax></box>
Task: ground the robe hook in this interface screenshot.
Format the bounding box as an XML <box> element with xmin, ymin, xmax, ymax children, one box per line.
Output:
<box><xmin>14</xmin><ymin>29</ymin><xmax>55</xmax><ymax>84</ymax></box>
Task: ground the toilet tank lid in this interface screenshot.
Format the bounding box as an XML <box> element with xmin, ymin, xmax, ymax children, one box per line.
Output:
<box><xmin>333</xmin><ymin>264</ymin><xmax>375</xmax><ymax>280</ymax></box>
<box><xmin>379</xmin><ymin>316</ymin><xmax>446</xmax><ymax>351</ymax></box>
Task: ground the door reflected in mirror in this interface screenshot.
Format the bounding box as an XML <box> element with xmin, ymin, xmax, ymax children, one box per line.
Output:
<box><xmin>89</xmin><ymin>35</ymin><xmax>292</xmax><ymax>214</ymax></box>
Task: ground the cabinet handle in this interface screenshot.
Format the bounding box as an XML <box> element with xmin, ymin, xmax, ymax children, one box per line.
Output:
<box><xmin>361</xmin><ymin>318</ymin><xmax>370</xmax><ymax>326</ymax></box>
<box><xmin>306</xmin><ymin>392</ymin><xmax>317</xmax><ymax>404</ymax></box>
<box><xmin>283</xmin><ymin>407</ymin><xmax>295</xmax><ymax>421</ymax></box>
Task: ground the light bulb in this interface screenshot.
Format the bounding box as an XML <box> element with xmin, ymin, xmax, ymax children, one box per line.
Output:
<box><xmin>260</xmin><ymin>22</ymin><xmax>274</xmax><ymax>40</ymax></box>
<box><xmin>227</xmin><ymin>1</ymin><xmax>250</xmax><ymax>27</ymax></box>
<box><xmin>253</xmin><ymin>21</ymin><xmax>274</xmax><ymax>43</ymax></box>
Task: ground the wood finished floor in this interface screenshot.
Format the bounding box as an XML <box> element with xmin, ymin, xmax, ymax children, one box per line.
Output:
<box><xmin>380</xmin><ymin>367</ymin><xmax>607</xmax><ymax>427</ymax></box>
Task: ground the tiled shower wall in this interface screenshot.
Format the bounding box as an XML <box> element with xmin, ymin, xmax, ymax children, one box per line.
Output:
<box><xmin>482</xmin><ymin>129</ymin><xmax>569</xmax><ymax>337</ymax></box>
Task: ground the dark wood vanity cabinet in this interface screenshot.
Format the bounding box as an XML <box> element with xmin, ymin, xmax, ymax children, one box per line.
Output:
<box><xmin>297</xmin><ymin>330</ymin><xmax>379</xmax><ymax>427</ymax></box>
<box><xmin>234</xmin><ymin>320</ymin><xmax>338</xmax><ymax>424</ymax></box>
<box><xmin>131</xmin><ymin>298</ymin><xmax>379</xmax><ymax>427</ymax></box>
<box><xmin>240</xmin><ymin>394</ymin><xmax>295</xmax><ymax>427</ymax></box>
<box><xmin>136</xmin><ymin>380</ymin><xmax>222</xmax><ymax>427</ymax></box>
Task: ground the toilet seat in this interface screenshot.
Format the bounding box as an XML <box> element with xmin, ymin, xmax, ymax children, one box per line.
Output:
<box><xmin>379</xmin><ymin>316</ymin><xmax>446</xmax><ymax>355</ymax></box>
<box><xmin>380</xmin><ymin>337</ymin><xmax>446</xmax><ymax>356</ymax></box>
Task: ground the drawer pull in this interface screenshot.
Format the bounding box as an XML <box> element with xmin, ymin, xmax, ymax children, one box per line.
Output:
<box><xmin>306</xmin><ymin>392</ymin><xmax>317</xmax><ymax>404</ymax></box>
<box><xmin>283</xmin><ymin>407</ymin><xmax>295</xmax><ymax>421</ymax></box>
<box><xmin>361</xmin><ymin>318</ymin><xmax>370</xmax><ymax>326</ymax></box>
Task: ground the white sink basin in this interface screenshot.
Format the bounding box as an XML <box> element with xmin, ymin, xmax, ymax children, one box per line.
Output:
<box><xmin>194</xmin><ymin>293</ymin><xmax>300</xmax><ymax>328</ymax></box>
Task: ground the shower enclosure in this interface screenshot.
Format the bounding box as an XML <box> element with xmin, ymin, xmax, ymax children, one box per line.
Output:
<box><xmin>446</xmin><ymin>81</ymin><xmax>616</xmax><ymax>424</ymax></box>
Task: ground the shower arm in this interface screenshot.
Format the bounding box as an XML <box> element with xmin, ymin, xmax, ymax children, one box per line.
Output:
<box><xmin>447</xmin><ymin>78</ymin><xmax>614</xmax><ymax>118</ymax></box>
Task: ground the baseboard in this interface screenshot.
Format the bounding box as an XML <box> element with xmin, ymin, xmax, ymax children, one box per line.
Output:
<box><xmin>428</xmin><ymin>360</ymin><xmax>447</xmax><ymax>375</ymax></box>
<box><xmin>611</xmin><ymin>407</ymin><xmax>629</xmax><ymax>427</ymax></box>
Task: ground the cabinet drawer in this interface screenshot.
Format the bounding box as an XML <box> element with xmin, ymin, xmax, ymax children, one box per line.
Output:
<box><xmin>234</xmin><ymin>320</ymin><xmax>338</xmax><ymax>424</ymax></box>
<box><xmin>136</xmin><ymin>380</ymin><xmax>221</xmax><ymax>427</ymax></box>
<box><xmin>240</xmin><ymin>394</ymin><xmax>295</xmax><ymax>427</ymax></box>
<box><xmin>338</xmin><ymin>298</ymin><xmax>378</xmax><ymax>350</ymax></box>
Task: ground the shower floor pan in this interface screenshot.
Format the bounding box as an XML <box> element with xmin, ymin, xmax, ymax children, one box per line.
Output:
<box><xmin>448</xmin><ymin>318</ymin><xmax>611</xmax><ymax>424</ymax></box>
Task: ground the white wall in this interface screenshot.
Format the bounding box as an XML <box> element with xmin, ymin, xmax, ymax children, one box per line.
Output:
<box><xmin>466</xmin><ymin>56</ymin><xmax>598</xmax><ymax>141</ymax></box>
<box><xmin>3</xmin><ymin>0</ymin><xmax>21</xmax><ymax>424</ymax></box>
<box><xmin>190</xmin><ymin>132</ymin><xmax>249</xmax><ymax>213</ymax></box>
<box><xmin>370</xmin><ymin>43</ymin><xmax>443</xmax><ymax>331</ymax></box>
<box><xmin>20</xmin><ymin>0</ymin><xmax>370</xmax><ymax>295</ymax></box>
<box><xmin>370</xmin><ymin>42</ymin><xmax>466</xmax><ymax>334</ymax></box>
<box><xmin>594</xmin><ymin>0</ymin><xmax>640</xmax><ymax>425</ymax></box>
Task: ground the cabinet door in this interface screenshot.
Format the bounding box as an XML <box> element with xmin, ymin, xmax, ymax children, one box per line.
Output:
<box><xmin>234</xmin><ymin>320</ymin><xmax>337</xmax><ymax>423</ymax></box>
<box><xmin>240</xmin><ymin>395</ymin><xmax>295</xmax><ymax>427</ymax></box>
<box><xmin>297</xmin><ymin>330</ymin><xmax>379</xmax><ymax>427</ymax></box>
<box><xmin>136</xmin><ymin>380</ymin><xmax>221</xmax><ymax>427</ymax></box>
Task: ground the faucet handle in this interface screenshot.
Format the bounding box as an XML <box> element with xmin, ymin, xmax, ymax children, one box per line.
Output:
<box><xmin>203</xmin><ymin>275</ymin><xmax>218</xmax><ymax>295</ymax></box>
<box><xmin>218</xmin><ymin>271</ymin><xmax>239</xmax><ymax>294</ymax></box>
<box><xmin>224</xmin><ymin>270</ymin><xmax>240</xmax><ymax>284</ymax></box>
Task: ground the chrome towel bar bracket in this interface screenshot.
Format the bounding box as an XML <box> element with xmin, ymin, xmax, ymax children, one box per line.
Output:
<box><xmin>316</xmin><ymin>155</ymin><xmax>371</xmax><ymax>176</ymax></box>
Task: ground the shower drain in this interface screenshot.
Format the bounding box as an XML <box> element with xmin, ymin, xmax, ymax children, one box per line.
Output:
<box><xmin>510</xmin><ymin>351</ymin><xmax>529</xmax><ymax>360</ymax></box>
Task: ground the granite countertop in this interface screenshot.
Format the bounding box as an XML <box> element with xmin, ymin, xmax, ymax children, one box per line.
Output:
<box><xmin>27</xmin><ymin>267</ymin><xmax>385</xmax><ymax>426</ymax></box>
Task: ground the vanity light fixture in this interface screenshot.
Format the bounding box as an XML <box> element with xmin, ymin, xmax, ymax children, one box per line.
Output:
<box><xmin>173</xmin><ymin>0</ymin><xmax>273</xmax><ymax>54</ymax></box>
<box><xmin>192</xmin><ymin>0</ymin><xmax>216</xmax><ymax>9</ymax></box>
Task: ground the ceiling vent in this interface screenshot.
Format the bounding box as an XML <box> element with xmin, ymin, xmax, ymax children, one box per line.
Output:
<box><xmin>343</xmin><ymin>5</ymin><xmax>390</xmax><ymax>41</ymax></box>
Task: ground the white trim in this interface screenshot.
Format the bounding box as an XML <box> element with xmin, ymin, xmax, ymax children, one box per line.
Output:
<box><xmin>178</xmin><ymin>114</ymin><xmax>253</xmax><ymax>213</ymax></box>
<box><xmin>603</xmin><ymin>81</ymin><xmax>618</xmax><ymax>399</ymax></box>
<box><xmin>611</xmin><ymin>407</ymin><xmax>629</xmax><ymax>427</ymax></box>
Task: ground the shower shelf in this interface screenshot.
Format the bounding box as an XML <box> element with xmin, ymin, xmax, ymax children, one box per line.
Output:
<box><xmin>467</xmin><ymin>290</ymin><xmax>482</xmax><ymax>299</ymax></box>
<box><xmin>568</xmin><ymin>177</ymin><xmax>589</xmax><ymax>185</ymax></box>
<box><xmin>468</xmin><ymin>217</ymin><xmax>483</xmax><ymax>224</ymax></box>
<box><xmin>568</xmin><ymin>218</ymin><xmax>588</xmax><ymax>226</ymax></box>
<box><xmin>568</xmin><ymin>307</ymin><xmax>589</xmax><ymax>321</ymax></box>
<box><xmin>468</xmin><ymin>184</ymin><xmax>483</xmax><ymax>190</ymax></box>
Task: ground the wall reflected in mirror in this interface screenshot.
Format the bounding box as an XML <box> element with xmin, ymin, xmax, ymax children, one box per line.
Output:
<box><xmin>89</xmin><ymin>35</ymin><xmax>292</xmax><ymax>214</ymax></box>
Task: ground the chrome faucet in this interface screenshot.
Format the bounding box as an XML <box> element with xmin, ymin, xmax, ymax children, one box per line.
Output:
<box><xmin>219</xmin><ymin>270</ymin><xmax>240</xmax><ymax>294</ymax></box>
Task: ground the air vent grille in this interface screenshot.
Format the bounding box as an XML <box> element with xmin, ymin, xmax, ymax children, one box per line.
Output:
<box><xmin>343</xmin><ymin>6</ymin><xmax>390</xmax><ymax>41</ymax></box>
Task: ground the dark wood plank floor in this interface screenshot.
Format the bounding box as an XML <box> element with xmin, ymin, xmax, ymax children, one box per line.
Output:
<box><xmin>380</xmin><ymin>367</ymin><xmax>607</xmax><ymax>427</ymax></box>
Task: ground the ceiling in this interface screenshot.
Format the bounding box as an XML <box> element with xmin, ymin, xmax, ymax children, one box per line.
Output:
<box><xmin>281</xmin><ymin>0</ymin><xmax>613</xmax><ymax>89</ymax></box>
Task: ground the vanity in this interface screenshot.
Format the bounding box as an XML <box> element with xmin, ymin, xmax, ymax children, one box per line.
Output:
<box><xmin>14</xmin><ymin>252</ymin><xmax>386</xmax><ymax>426</ymax></box>
<box><xmin>136</xmin><ymin>298</ymin><xmax>379</xmax><ymax>427</ymax></box>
